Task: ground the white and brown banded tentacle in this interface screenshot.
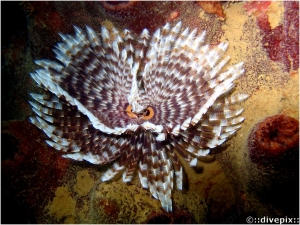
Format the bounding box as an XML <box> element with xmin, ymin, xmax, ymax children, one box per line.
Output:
<box><xmin>146</xmin><ymin>140</ymin><xmax>173</xmax><ymax>212</ymax></box>
<box><xmin>29</xmin><ymin>92</ymin><xmax>129</xmax><ymax>164</ymax></box>
<box><xmin>101</xmin><ymin>131</ymin><xmax>144</xmax><ymax>183</ymax></box>
<box><xmin>164</xmin><ymin>143</ymin><xmax>183</xmax><ymax>190</ymax></box>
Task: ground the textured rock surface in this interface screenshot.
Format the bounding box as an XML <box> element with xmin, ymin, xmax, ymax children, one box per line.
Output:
<box><xmin>1</xmin><ymin>1</ymin><xmax>299</xmax><ymax>223</ymax></box>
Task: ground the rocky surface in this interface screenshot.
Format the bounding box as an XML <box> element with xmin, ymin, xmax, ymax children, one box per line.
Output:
<box><xmin>1</xmin><ymin>1</ymin><xmax>298</xmax><ymax>223</ymax></box>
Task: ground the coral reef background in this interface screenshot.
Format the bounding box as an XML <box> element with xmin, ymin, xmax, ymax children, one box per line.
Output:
<box><xmin>1</xmin><ymin>1</ymin><xmax>299</xmax><ymax>223</ymax></box>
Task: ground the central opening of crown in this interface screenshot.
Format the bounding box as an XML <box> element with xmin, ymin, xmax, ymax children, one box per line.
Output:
<box><xmin>125</xmin><ymin>105</ymin><xmax>154</xmax><ymax>120</ymax></box>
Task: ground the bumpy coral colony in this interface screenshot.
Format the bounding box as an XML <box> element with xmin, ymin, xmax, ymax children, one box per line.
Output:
<box><xmin>29</xmin><ymin>21</ymin><xmax>248</xmax><ymax>212</ymax></box>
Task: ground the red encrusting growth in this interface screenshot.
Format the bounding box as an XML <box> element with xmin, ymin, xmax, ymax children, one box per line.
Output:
<box><xmin>98</xmin><ymin>1</ymin><xmax>178</xmax><ymax>34</ymax></box>
<box><xmin>243</xmin><ymin>1</ymin><xmax>271</xmax><ymax>16</ymax></box>
<box><xmin>1</xmin><ymin>121</ymin><xmax>70</xmax><ymax>223</ymax></box>
<box><xmin>99</xmin><ymin>1</ymin><xmax>138</xmax><ymax>12</ymax></box>
<box><xmin>255</xmin><ymin>2</ymin><xmax>299</xmax><ymax>72</ymax></box>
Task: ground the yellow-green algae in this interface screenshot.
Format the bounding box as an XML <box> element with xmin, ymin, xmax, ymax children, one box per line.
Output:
<box><xmin>48</xmin><ymin>186</ymin><xmax>76</xmax><ymax>223</ymax></box>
